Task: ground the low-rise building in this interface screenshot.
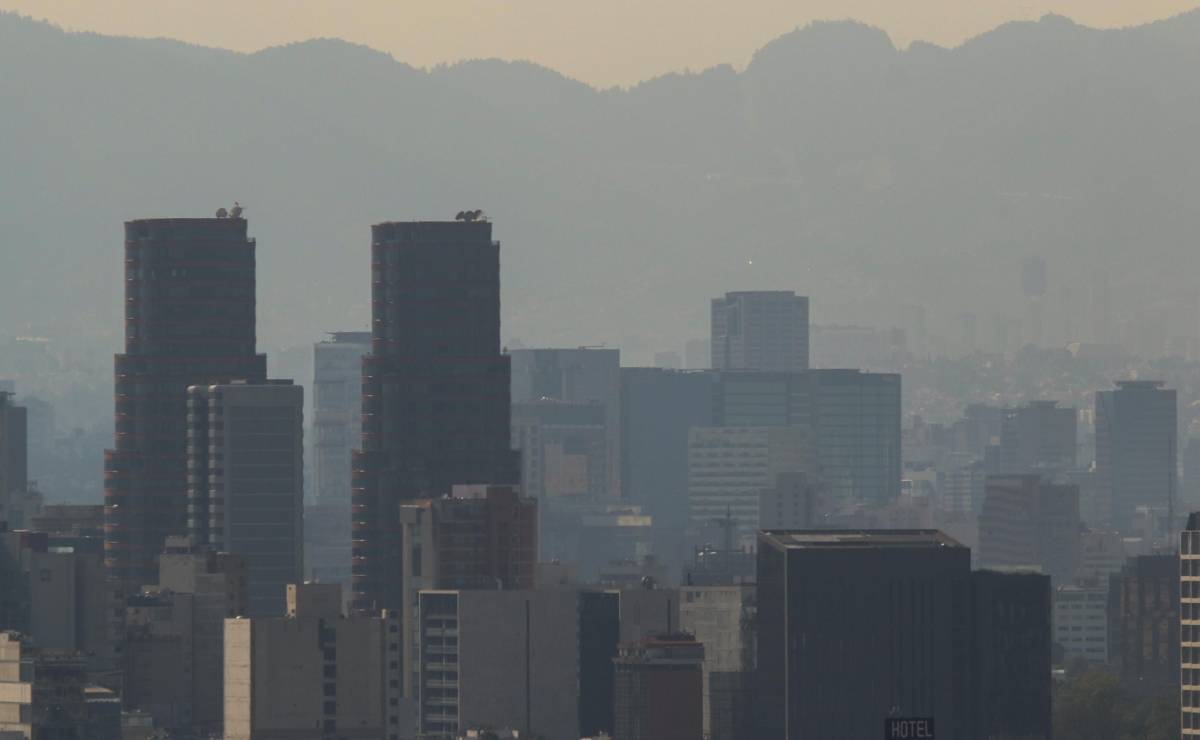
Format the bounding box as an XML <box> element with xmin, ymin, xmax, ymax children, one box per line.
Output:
<box><xmin>1054</xmin><ymin>585</ymin><xmax>1108</xmax><ymax>663</ymax></box>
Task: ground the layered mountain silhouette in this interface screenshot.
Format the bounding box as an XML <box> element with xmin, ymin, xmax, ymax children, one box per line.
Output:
<box><xmin>2</xmin><ymin>10</ymin><xmax>1200</xmax><ymax>356</ymax></box>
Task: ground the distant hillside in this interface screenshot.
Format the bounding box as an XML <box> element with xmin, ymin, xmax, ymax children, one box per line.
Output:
<box><xmin>3</xmin><ymin>11</ymin><xmax>1200</xmax><ymax>359</ymax></box>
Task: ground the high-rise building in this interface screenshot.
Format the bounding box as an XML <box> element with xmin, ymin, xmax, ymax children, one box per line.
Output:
<box><xmin>105</xmin><ymin>216</ymin><xmax>267</xmax><ymax>593</ymax></box>
<box><xmin>710</xmin><ymin>291</ymin><xmax>809</xmax><ymax>372</ymax></box>
<box><xmin>510</xmin><ymin>347</ymin><xmax>621</xmax><ymax>498</ymax></box>
<box><xmin>978</xmin><ymin>474</ymin><xmax>1081</xmax><ymax>584</ymax></box>
<box><xmin>620</xmin><ymin>368</ymin><xmax>714</xmax><ymax>565</ymax></box>
<box><xmin>1095</xmin><ymin>380</ymin><xmax>1177</xmax><ymax>533</ymax></box>
<box><xmin>187</xmin><ymin>381</ymin><xmax>303</xmax><ymax>616</ymax></box>
<box><xmin>679</xmin><ymin>585</ymin><xmax>755</xmax><ymax>740</ymax></box>
<box><xmin>999</xmin><ymin>400</ymin><xmax>1077</xmax><ymax>474</ymax></box>
<box><xmin>757</xmin><ymin>472</ymin><xmax>821</xmax><ymax>530</ymax></box>
<box><xmin>757</xmin><ymin>530</ymin><xmax>1050</xmax><ymax>740</ymax></box>
<box><xmin>0</xmin><ymin>392</ymin><xmax>28</xmax><ymax>529</ymax></box>
<box><xmin>224</xmin><ymin>583</ymin><xmax>401</xmax><ymax>740</ymax></box>
<box><xmin>613</xmin><ymin>634</ymin><xmax>704</xmax><ymax>740</ymax></box>
<box><xmin>352</xmin><ymin>220</ymin><xmax>520</xmax><ymax>611</ymax></box>
<box><xmin>1182</xmin><ymin>512</ymin><xmax>1200</xmax><ymax>735</ymax></box>
<box><xmin>312</xmin><ymin>332</ymin><xmax>370</xmax><ymax>507</ymax></box>
<box><xmin>308</xmin><ymin>332</ymin><xmax>370</xmax><ymax>587</ymax></box>
<box><xmin>1109</xmin><ymin>554</ymin><xmax>1179</xmax><ymax>689</ymax></box>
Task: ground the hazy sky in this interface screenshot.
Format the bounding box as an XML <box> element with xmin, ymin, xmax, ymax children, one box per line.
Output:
<box><xmin>3</xmin><ymin>0</ymin><xmax>1197</xmax><ymax>87</ymax></box>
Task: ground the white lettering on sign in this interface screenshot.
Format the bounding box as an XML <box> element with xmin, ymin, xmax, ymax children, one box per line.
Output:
<box><xmin>885</xmin><ymin>717</ymin><xmax>935</xmax><ymax>739</ymax></box>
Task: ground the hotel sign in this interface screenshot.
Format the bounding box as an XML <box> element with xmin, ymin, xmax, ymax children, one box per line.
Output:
<box><xmin>884</xmin><ymin>717</ymin><xmax>934</xmax><ymax>739</ymax></box>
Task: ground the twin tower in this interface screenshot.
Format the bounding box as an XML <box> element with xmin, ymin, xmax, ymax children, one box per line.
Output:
<box><xmin>104</xmin><ymin>215</ymin><xmax>518</xmax><ymax>610</ymax></box>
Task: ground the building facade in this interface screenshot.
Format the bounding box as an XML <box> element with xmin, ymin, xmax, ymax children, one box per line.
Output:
<box><xmin>999</xmin><ymin>400</ymin><xmax>1077</xmax><ymax>474</ymax></box>
<box><xmin>613</xmin><ymin>635</ymin><xmax>704</xmax><ymax>740</ymax></box>
<box><xmin>187</xmin><ymin>382</ymin><xmax>303</xmax><ymax>616</ymax></box>
<box><xmin>511</xmin><ymin>399</ymin><xmax>607</xmax><ymax>501</ymax></box>
<box><xmin>757</xmin><ymin>530</ymin><xmax>1050</xmax><ymax>740</ymax></box>
<box><xmin>0</xmin><ymin>393</ymin><xmax>28</xmax><ymax>529</ymax></box>
<box><xmin>1054</xmin><ymin>584</ymin><xmax>1108</xmax><ymax>662</ymax></box>
<box><xmin>105</xmin><ymin>216</ymin><xmax>267</xmax><ymax>593</ymax></box>
<box><xmin>1095</xmin><ymin>380</ymin><xmax>1177</xmax><ymax>533</ymax></box>
<box><xmin>223</xmin><ymin>583</ymin><xmax>401</xmax><ymax>740</ymax></box>
<box><xmin>1183</xmin><ymin>512</ymin><xmax>1200</xmax><ymax>735</ymax></box>
<box><xmin>679</xmin><ymin>585</ymin><xmax>755</xmax><ymax>740</ymax></box>
<box><xmin>352</xmin><ymin>220</ymin><xmax>519</xmax><ymax>611</ymax></box>
<box><xmin>1108</xmin><ymin>554</ymin><xmax>1179</xmax><ymax>689</ymax></box>
<box><xmin>978</xmin><ymin>474</ymin><xmax>1081</xmax><ymax>584</ymax></box>
<box><xmin>510</xmin><ymin>347</ymin><xmax>621</xmax><ymax>498</ymax></box>
<box><xmin>710</xmin><ymin>291</ymin><xmax>809</xmax><ymax>372</ymax></box>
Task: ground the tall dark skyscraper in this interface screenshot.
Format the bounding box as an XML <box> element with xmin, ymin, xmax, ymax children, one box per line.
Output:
<box><xmin>1095</xmin><ymin>380</ymin><xmax>1177</xmax><ymax>533</ymax></box>
<box><xmin>352</xmin><ymin>219</ymin><xmax>519</xmax><ymax>611</ymax></box>
<box><xmin>105</xmin><ymin>216</ymin><xmax>266</xmax><ymax>594</ymax></box>
<box><xmin>0</xmin><ymin>392</ymin><xmax>28</xmax><ymax>528</ymax></box>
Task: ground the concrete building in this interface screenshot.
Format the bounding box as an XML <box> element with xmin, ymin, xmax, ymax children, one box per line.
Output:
<box><xmin>1076</xmin><ymin>529</ymin><xmax>1127</xmax><ymax>585</ymax></box>
<box><xmin>1183</xmin><ymin>512</ymin><xmax>1200</xmax><ymax>735</ymax></box>
<box><xmin>757</xmin><ymin>530</ymin><xmax>1051</xmax><ymax>740</ymax></box>
<box><xmin>123</xmin><ymin>538</ymin><xmax>247</xmax><ymax>734</ymax></box>
<box><xmin>1054</xmin><ymin>584</ymin><xmax>1108</xmax><ymax>662</ymax></box>
<box><xmin>710</xmin><ymin>291</ymin><xmax>809</xmax><ymax>372</ymax></box>
<box><xmin>0</xmin><ymin>529</ymin><xmax>118</xmax><ymax>681</ymax></box>
<box><xmin>1108</xmin><ymin>554</ymin><xmax>1179</xmax><ymax>690</ymax></box>
<box><xmin>105</xmin><ymin>216</ymin><xmax>268</xmax><ymax>594</ymax></box>
<box><xmin>1095</xmin><ymin>380</ymin><xmax>1177</xmax><ymax>533</ymax></box>
<box><xmin>352</xmin><ymin>220</ymin><xmax>520</xmax><ymax>612</ymax></box>
<box><xmin>679</xmin><ymin>585</ymin><xmax>755</xmax><ymax>740</ymax></box>
<box><xmin>398</xmin><ymin>485</ymin><xmax>536</xmax><ymax>696</ymax></box>
<box><xmin>416</xmin><ymin>587</ymin><xmax>677</xmax><ymax>740</ymax></box>
<box><xmin>687</xmin><ymin>426</ymin><xmax>808</xmax><ymax>545</ymax></box>
<box><xmin>510</xmin><ymin>347</ymin><xmax>621</xmax><ymax>498</ymax></box>
<box><xmin>0</xmin><ymin>633</ymin><xmax>92</xmax><ymax>740</ymax></box>
<box><xmin>979</xmin><ymin>475</ymin><xmax>1081</xmax><ymax>584</ymax></box>
<box><xmin>613</xmin><ymin>635</ymin><xmax>704</xmax><ymax>740</ymax></box>
<box><xmin>223</xmin><ymin>583</ymin><xmax>401</xmax><ymax>740</ymax></box>
<box><xmin>999</xmin><ymin>401</ymin><xmax>1077</xmax><ymax>474</ymax></box>
<box><xmin>187</xmin><ymin>381</ymin><xmax>303</xmax><ymax>616</ymax></box>
<box><xmin>0</xmin><ymin>394</ymin><xmax>28</xmax><ymax>529</ymax></box>
<box><xmin>309</xmin><ymin>331</ymin><xmax>370</xmax><ymax>587</ymax></box>
<box><xmin>510</xmin><ymin>399</ymin><xmax>607</xmax><ymax>501</ymax></box>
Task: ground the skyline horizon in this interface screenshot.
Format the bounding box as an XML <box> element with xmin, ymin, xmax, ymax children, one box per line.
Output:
<box><xmin>3</xmin><ymin>1</ymin><xmax>1199</xmax><ymax>87</ymax></box>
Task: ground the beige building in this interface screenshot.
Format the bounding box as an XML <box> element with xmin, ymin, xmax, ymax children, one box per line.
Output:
<box><xmin>679</xmin><ymin>585</ymin><xmax>755</xmax><ymax>740</ymax></box>
<box><xmin>123</xmin><ymin>538</ymin><xmax>247</xmax><ymax>735</ymax></box>
<box><xmin>224</xmin><ymin>583</ymin><xmax>401</xmax><ymax>740</ymax></box>
<box><xmin>0</xmin><ymin>633</ymin><xmax>91</xmax><ymax>740</ymax></box>
<box><xmin>1183</xmin><ymin>514</ymin><xmax>1200</xmax><ymax>736</ymax></box>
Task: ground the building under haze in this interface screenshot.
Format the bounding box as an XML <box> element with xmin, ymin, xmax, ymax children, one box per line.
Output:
<box><xmin>186</xmin><ymin>381</ymin><xmax>303</xmax><ymax>616</ymax></box>
<box><xmin>352</xmin><ymin>219</ymin><xmax>520</xmax><ymax>611</ymax></box>
<box><xmin>999</xmin><ymin>400</ymin><xmax>1077</xmax><ymax>474</ymax></box>
<box><xmin>1095</xmin><ymin>380</ymin><xmax>1177</xmax><ymax>533</ymax></box>
<box><xmin>307</xmin><ymin>331</ymin><xmax>370</xmax><ymax>586</ymax></box>
<box><xmin>509</xmin><ymin>347</ymin><xmax>621</xmax><ymax>498</ymax></box>
<box><xmin>105</xmin><ymin>216</ymin><xmax>267</xmax><ymax>593</ymax></box>
<box><xmin>0</xmin><ymin>392</ymin><xmax>28</xmax><ymax>528</ymax></box>
<box><xmin>757</xmin><ymin>530</ymin><xmax>1050</xmax><ymax>740</ymax></box>
<box><xmin>978</xmin><ymin>474</ymin><xmax>1080</xmax><ymax>584</ymax></box>
<box><xmin>710</xmin><ymin>291</ymin><xmax>809</xmax><ymax>372</ymax></box>
<box><xmin>1183</xmin><ymin>513</ymin><xmax>1200</xmax><ymax>735</ymax></box>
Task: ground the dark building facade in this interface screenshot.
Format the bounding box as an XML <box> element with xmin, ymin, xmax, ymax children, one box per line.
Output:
<box><xmin>352</xmin><ymin>220</ymin><xmax>519</xmax><ymax>611</ymax></box>
<box><xmin>757</xmin><ymin>530</ymin><xmax>1050</xmax><ymax>740</ymax></box>
<box><xmin>710</xmin><ymin>291</ymin><xmax>809</xmax><ymax>372</ymax></box>
<box><xmin>0</xmin><ymin>392</ymin><xmax>28</xmax><ymax>529</ymax></box>
<box><xmin>105</xmin><ymin>217</ymin><xmax>266</xmax><ymax>594</ymax></box>
<box><xmin>613</xmin><ymin>634</ymin><xmax>705</xmax><ymax>740</ymax></box>
<box><xmin>1095</xmin><ymin>380</ymin><xmax>1177</xmax><ymax>533</ymax></box>
<box><xmin>1109</xmin><ymin>553</ymin><xmax>1180</xmax><ymax>690</ymax></box>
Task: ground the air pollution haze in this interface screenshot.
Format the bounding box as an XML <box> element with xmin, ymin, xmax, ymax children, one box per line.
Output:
<box><xmin>3</xmin><ymin>7</ymin><xmax>1200</xmax><ymax>360</ymax></box>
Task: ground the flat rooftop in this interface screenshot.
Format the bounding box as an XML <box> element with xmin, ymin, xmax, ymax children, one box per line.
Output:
<box><xmin>760</xmin><ymin>529</ymin><xmax>964</xmax><ymax>550</ymax></box>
